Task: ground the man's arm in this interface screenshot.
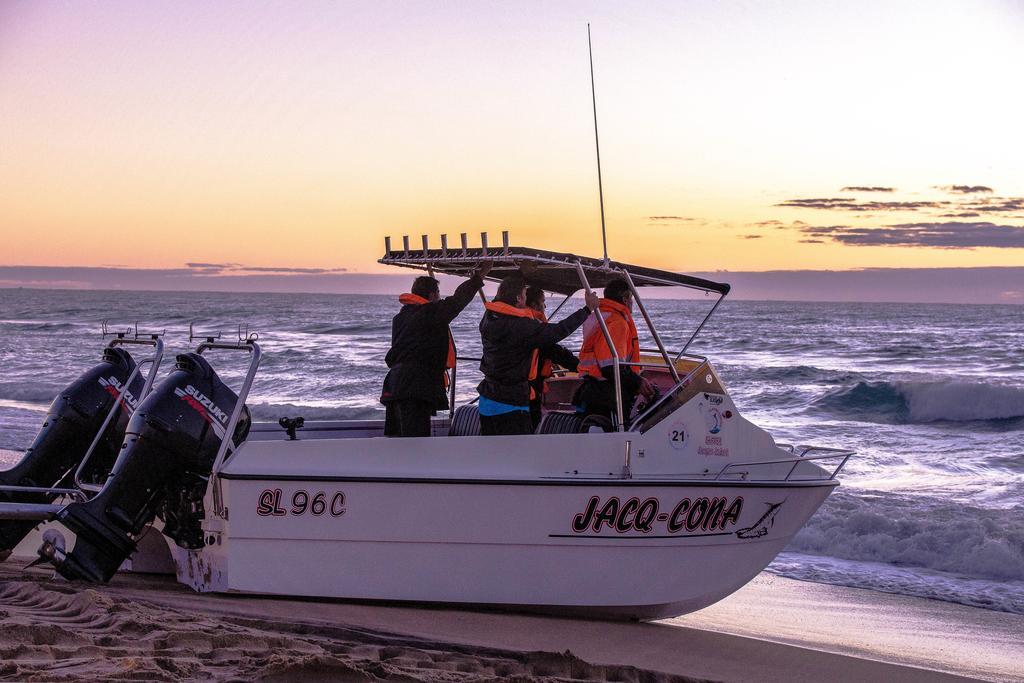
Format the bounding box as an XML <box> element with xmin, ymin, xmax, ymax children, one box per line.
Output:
<box><xmin>515</xmin><ymin>291</ymin><xmax>599</xmax><ymax>349</ymax></box>
<box><xmin>435</xmin><ymin>262</ymin><xmax>492</xmax><ymax>323</ymax></box>
<box><xmin>543</xmin><ymin>343</ymin><xmax>580</xmax><ymax>372</ymax></box>
<box><xmin>516</xmin><ymin>306</ymin><xmax>590</xmax><ymax>349</ymax></box>
<box><xmin>600</xmin><ymin>364</ymin><xmax>643</xmax><ymax>393</ymax></box>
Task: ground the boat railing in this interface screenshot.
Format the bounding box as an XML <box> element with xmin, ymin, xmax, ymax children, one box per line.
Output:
<box><xmin>0</xmin><ymin>485</ymin><xmax>87</xmax><ymax>502</ymax></box>
<box><xmin>75</xmin><ymin>330</ymin><xmax>165</xmax><ymax>493</ymax></box>
<box><xmin>714</xmin><ymin>447</ymin><xmax>854</xmax><ymax>482</ymax></box>
<box><xmin>200</xmin><ymin>330</ymin><xmax>262</xmax><ymax>516</ymax></box>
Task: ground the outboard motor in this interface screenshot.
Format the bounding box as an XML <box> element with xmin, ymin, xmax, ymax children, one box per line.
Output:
<box><xmin>47</xmin><ymin>352</ymin><xmax>250</xmax><ymax>583</ymax></box>
<box><xmin>0</xmin><ymin>347</ymin><xmax>144</xmax><ymax>557</ymax></box>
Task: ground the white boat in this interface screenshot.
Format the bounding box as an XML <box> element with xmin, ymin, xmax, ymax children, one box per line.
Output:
<box><xmin>0</xmin><ymin>238</ymin><xmax>851</xmax><ymax>620</ymax></box>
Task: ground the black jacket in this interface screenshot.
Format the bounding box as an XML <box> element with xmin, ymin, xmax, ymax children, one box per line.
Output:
<box><xmin>381</xmin><ymin>275</ymin><xmax>483</xmax><ymax>408</ymax></box>
<box><xmin>478</xmin><ymin>306</ymin><xmax>590</xmax><ymax>406</ymax></box>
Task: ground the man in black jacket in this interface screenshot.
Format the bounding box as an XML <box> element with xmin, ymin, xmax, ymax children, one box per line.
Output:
<box><xmin>525</xmin><ymin>285</ymin><xmax>580</xmax><ymax>430</ymax></box>
<box><xmin>381</xmin><ymin>262</ymin><xmax>491</xmax><ymax>437</ymax></box>
<box><xmin>477</xmin><ymin>275</ymin><xmax>598</xmax><ymax>436</ymax></box>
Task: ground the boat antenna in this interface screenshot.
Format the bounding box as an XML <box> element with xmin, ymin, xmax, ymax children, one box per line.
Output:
<box><xmin>587</xmin><ymin>24</ymin><xmax>609</xmax><ymax>267</ymax></box>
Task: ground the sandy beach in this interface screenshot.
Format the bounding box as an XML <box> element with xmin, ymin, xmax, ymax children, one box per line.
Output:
<box><xmin>2</xmin><ymin>559</ymin><xmax>1019</xmax><ymax>682</ymax></box>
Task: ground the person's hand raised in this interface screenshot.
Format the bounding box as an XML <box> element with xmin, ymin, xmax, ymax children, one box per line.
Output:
<box><xmin>474</xmin><ymin>260</ymin><xmax>493</xmax><ymax>279</ymax></box>
<box><xmin>584</xmin><ymin>290</ymin><xmax>600</xmax><ymax>311</ymax></box>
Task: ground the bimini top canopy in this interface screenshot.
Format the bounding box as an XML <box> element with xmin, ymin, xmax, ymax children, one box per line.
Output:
<box><xmin>379</xmin><ymin>233</ymin><xmax>730</xmax><ymax>296</ymax></box>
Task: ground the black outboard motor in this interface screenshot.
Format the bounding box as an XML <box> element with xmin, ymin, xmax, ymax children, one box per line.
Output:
<box><xmin>48</xmin><ymin>352</ymin><xmax>250</xmax><ymax>583</ymax></box>
<box><xmin>0</xmin><ymin>347</ymin><xmax>143</xmax><ymax>557</ymax></box>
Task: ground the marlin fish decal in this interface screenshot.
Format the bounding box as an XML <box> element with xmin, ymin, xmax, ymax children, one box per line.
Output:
<box><xmin>736</xmin><ymin>500</ymin><xmax>785</xmax><ymax>539</ymax></box>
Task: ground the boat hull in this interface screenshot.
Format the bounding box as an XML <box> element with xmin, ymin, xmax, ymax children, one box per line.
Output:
<box><xmin>175</xmin><ymin>477</ymin><xmax>835</xmax><ymax>620</ymax></box>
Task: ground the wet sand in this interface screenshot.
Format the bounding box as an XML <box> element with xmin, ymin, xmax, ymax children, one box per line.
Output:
<box><xmin>2</xmin><ymin>561</ymin><xmax>1017</xmax><ymax>682</ymax></box>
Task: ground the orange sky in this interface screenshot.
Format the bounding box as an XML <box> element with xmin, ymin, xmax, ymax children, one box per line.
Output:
<box><xmin>1</xmin><ymin>1</ymin><xmax>1022</xmax><ymax>276</ymax></box>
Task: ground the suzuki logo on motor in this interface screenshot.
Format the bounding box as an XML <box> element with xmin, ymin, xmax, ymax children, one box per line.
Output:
<box><xmin>174</xmin><ymin>385</ymin><xmax>229</xmax><ymax>424</ymax></box>
<box><xmin>98</xmin><ymin>376</ymin><xmax>139</xmax><ymax>411</ymax></box>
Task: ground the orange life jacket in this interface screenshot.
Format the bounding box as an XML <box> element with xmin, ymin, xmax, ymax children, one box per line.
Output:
<box><xmin>485</xmin><ymin>301</ymin><xmax>542</xmax><ymax>399</ymax></box>
<box><xmin>578</xmin><ymin>298</ymin><xmax>641</xmax><ymax>379</ymax></box>
<box><xmin>528</xmin><ymin>308</ymin><xmax>554</xmax><ymax>393</ymax></box>
<box><xmin>399</xmin><ymin>293</ymin><xmax>456</xmax><ymax>387</ymax></box>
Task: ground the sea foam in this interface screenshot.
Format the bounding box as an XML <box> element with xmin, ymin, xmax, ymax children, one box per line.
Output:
<box><xmin>787</xmin><ymin>490</ymin><xmax>1024</xmax><ymax>583</ymax></box>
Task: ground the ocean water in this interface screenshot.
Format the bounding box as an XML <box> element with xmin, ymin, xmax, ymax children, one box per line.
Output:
<box><xmin>1</xmin><ymin>288</ymin><xmax>1022</xmax><ymax>614</ymax></box>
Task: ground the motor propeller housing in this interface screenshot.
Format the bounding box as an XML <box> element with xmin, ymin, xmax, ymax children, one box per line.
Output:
<box><xmin>0</xmin><ymin>347</ymin><xmax>143</xmax><ymax>556</ymax></box>
<box><xmin>50</xmin><ymin>352</ymin><xmax>250</xmax><ymax>583</ymax></box>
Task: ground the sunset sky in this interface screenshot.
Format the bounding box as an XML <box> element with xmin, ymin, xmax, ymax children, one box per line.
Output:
<box><xmin>1</xmin><ymin>0</ymin><xmax>1022</xmax><ymax>296</ymax></box>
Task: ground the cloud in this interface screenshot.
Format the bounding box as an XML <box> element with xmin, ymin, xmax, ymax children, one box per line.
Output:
<box><xmin>239</xmin><ymin>266</ymin><xmax>349</xmax><ymax>274</ymax></box>
<box><xmin>961</xmin><ymin>197</ymin><xmax>1024</xmax><ymax>214</ymax></box>
<box><xmin>741</xmin><ymin>234</ymin><xmax>763</xmax><ymax>239</ymax></box>
<box><xmin>800</xmin><ymin>221</ymin><xmax>1024</xmax><ymax>248</ymax></box>
<box><xmin>185</xmin><ymin>262</ymin><xmax>240</xmax><ymax>269</ymax></box>
<box><xmin>799</xmin><ymin>239</ymin><xmax>825</xmax><ymax>244</ymax></box>
<box><xmin>936</xmin><ymin>185</ymin><xmax>993</xmax><ymax>194</ymax></box>
<box><xmin>184</xmin><ymin>262</ymin><xmax>347</xmax><ymax>275</ymax></box>
<box><xmin>840</xmin><ymin>186</ymin><xmax>895</xmax><ymax>192</ymax></box>
<box><xmin>776</xmin><ymin>198</ymin><xmax>948</xmax><ymax>211</ymax></box>
<box><xmin>646</xmin><ymin>216</ymin><xmax>695</xmax><ymax>221</ymax></box>
<box><xmin>751</xmin><ymin>219</ymin><xmax>808</xmax><ymax>229</ymax></box>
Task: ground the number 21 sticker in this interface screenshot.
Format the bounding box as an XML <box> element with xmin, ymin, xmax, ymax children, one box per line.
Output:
<box><xmin>668</xmin><ymin>423</ymin><xmax>688</xmax><ymax>450</ymax></box>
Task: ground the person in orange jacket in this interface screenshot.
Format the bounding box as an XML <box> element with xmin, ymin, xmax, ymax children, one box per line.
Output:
<box><xmin>524</xmin><ymin>285</ymin><xmax>580</xmax><ymax>430</ymax></box>
<box><xmin>575</xmin><ymin>278</ymin><xmax>655</xmax><ymax>426</ymax></box>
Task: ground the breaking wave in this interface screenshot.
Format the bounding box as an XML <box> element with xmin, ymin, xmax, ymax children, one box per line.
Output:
<box><xmin>811</xmin><ymin>380</ymin><xmax>1024</xmax><ymax>425</ymax></box>
<box><xmin>786</xmin><ymin>490</ymin><xmax>1024</xmax><ymax>585</ymax></box>
<box><xmin>247</xmin><ymin>402</ymin><xmax>383</xmax><ymax>422</ymax></box>
<box><xmin>0</xmin><ymin>382</ymin><xmax>62</xmax><ymax>405</ymax></box>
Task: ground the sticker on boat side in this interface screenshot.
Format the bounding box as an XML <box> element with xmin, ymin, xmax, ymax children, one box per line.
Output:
<box><xmin>565</xmin><ymin>495</ymin><xmax>745</xmax><ymax>537</ymax></box>
<box><xmin>735</xmin><ymin>500</ymin><xmax>785</xmax><ymax>539</ymax></box>
<box><xmin>699</xmin><ymin>398</ymin><xmax>723</xmax><ymax>435</ymax></box>
<box><xmin>256</xmin><ymin>488</ymin><xmax>346</xmax><ymax>517</ymax></box>
<box><xmin>668</xmin><ymin>422</ymin><xmax>688</xmax><ymax>450</ymax></box>
<box><xmin>698</xmin><ymin>435</ymin><xmax>729</xmax><ymax>457</ymax></box>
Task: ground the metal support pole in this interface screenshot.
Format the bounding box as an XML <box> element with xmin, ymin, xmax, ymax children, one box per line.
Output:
<box><xmin>548</xmin><ymin>292</ymin><xmax>573</xmax><ymax>318</ymax></box>
<box><xmin>574</xmin><ymin>261</ymin><xmax>623</xmax><ymax>430</ymax></box>
<box><xmin>207</xmin><ymin>341</ymin><xmax>262</xmax><ymax>476</ymax></box>
<box><xmin>421</xmin><ymin>235</ymin><xmax>429</xmax><ymax>257</ymax></box>
<box><xmin>0</xmin><ymin>502</ymin><xmax>62</xmax><ymax>521</ymax></box>
<box><xmin>402</xmin><ymin>235</ymin><xmax>410</xmax><ymax>257</ymax></box>
<box><xmin>384</xmin><ymin>236</ymin><xmax>392</xmax><ymax>258</ymax></box>
<box><xmin>676</xmin><ymin>293</ymin><xmax>726</xmax><ymax>361</ymax></box>
<box><xmin>440</xmin><ymin>234</ymin><xmax>448</xmax><ymax>257</ymax></box>
<box><xmin>449</xmin><ymin>362</ymin><xmax>457</xmax><ymax>417</ymax></box>
<box><xmin>621</xmin><ymin>270</ymin><xmax>679</xmax><ymax>384</ymax></box>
